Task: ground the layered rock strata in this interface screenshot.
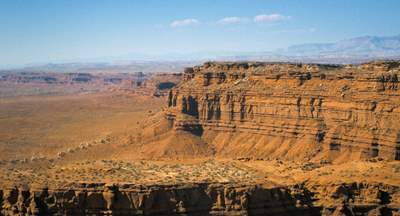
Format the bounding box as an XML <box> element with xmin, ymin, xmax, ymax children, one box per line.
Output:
<box><xmin>1</xmin><ymin>182</ymin><xmax>398</xmax><ymax>215</ymax></box>
<box><xmin>166</xmin><ymin>61</ymin><xmax>400</xmax><ymax>161</ymax></box>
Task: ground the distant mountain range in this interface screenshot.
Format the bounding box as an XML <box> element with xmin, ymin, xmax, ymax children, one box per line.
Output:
<box><xmin>2</xmin><ymin>34</ymin><xmax>400</xmax><ymax>72</ymax></box>
<box><xmin>205</xmin><ymin>35</ymin><xmax>400</xmax><ymax>64</ymax></box>
<box><xmin>284</xmin><ymin>35</ymin><xmax>400</xmax><ymax>57</ymax></box>
<box><xmin>154</xmin><ymin>35</ymin><xmax>400</xmax><ymax>64</ymax></box>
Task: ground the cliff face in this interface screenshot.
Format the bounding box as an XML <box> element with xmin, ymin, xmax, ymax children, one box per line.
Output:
<box><xmin>1</xmin><ymin>182</ymin><xmax>398</xmax><ymax>215</ymax></box>
<box><xmin>166</xmin><ymin>61</ymin><xmax>400</xmax><ymax>162</ymax></box>
<box><xmin>0</xmin><ymin>183</ymin><xmax>315</xmax><ymax>216</ymax></box>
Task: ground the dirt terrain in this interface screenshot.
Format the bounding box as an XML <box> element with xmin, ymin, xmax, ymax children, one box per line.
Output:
<box><xmin>0</xmin><ymin>71</ymin><xmax>180</xmax><ymax>160</ymax></box>
<box><xmin>0</xmin><ymin>92</ymin><xmax>164</xmax><ymax>160</ymax></box>
<box><xmin>0</xmin><ymin>62</ymin><xmax>399</xmax><ymax>215</ymax></box>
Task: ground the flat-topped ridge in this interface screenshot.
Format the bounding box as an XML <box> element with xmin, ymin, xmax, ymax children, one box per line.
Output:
<box><xmin>184</xmin><ymin>60</ymin><xmax>400</xmax><ymax>74</ymax></box>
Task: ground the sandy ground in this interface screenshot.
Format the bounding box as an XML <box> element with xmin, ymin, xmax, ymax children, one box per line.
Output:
<box><xmin>0</xmin><ymin>92</ymin><xmax>164</xmax><ymax>160</ymax></box>
<box><xmin>0</xmin><ymin>156</ymin><xmax>398</xmax><ymax>189</ymax></box>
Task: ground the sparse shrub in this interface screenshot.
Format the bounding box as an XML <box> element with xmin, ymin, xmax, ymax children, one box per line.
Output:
<box><xmin>57</xmin><ymin>152</ymin><xmax>66</xmax><ymax>158</ymax></box>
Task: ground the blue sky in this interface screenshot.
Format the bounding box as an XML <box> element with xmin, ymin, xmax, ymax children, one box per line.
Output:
<box><xmin>0</xmin><ymin>0</ymin><xmax>400</xmax><ymax>67</ymax></box>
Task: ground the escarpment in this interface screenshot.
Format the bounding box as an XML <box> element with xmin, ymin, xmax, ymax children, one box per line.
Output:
<box><xmin>163</xmin><ymin>61</ymin><xmax>400</xmax><ymax>162</ymax></box>
<box><xmin>1</xmin><ymin>182</ymin><xmax>399</xmax><ymax>215</ymax></box>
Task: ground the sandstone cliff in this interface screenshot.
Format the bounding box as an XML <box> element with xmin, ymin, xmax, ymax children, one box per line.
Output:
<box><xmin>159</xmin><ymin>61</ymin><xmax>400</xmax><ymax>162</ymax></box>
<box><xmin>1</xmin><ymin>182</ymin><xmax>398</xmax><ymax>215</ymax></box>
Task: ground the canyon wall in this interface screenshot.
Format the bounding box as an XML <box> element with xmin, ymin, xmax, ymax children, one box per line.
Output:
<box><xmin>1</xmin><ymin>182</ymin><xmax>398</xmax><ymax>215</ymax></box>
<box><xmin>166</xmin><ymin>61</ymin><xmax>400</xmax><ymax>162</ymax></box>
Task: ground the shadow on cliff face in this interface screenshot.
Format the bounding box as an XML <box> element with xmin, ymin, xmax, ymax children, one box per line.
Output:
<box><xmin>157</xmin><ymin>82</ymin><xmax>177</xmax><ymax>90</ymax></box>
<box><xmin>180</xmin><ymin>123</ymin><xmax>203</xmax><ymax>137</ymax></box>
<box><xmin>1</xmin><ymin>184</ymin><xmax>323</xmax><ymax>216</ymax></box>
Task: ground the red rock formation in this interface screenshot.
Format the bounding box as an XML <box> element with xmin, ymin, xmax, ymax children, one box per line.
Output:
<box><xmin>1</xmin><ymin>182</ymin><xmax>398</xmax><ymax>215</ymax></box>
<box><xmin>163</xmin><ymin>61</ymin><xmax>400</xmax><ymax>162</ymax></box>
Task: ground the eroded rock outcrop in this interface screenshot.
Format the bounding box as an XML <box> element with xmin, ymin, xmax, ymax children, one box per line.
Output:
<box><xmin>315</xmin><ymin>182</ymin><xmax>400</xmax><ymax>215</ymax></box>
<box><xmin>0</xmin><ymin>183</ymin><xmax>310</xmax><ymax>215</ymax></box>
<box><xmin>1</xmin><ymin>182</ymin><xmax>398</xmax><ymax>215</ymax></box>
<box><xmin>165</xmin><ymin>61</ymin><xmax>400</xmax><ymax>162</ymax></box>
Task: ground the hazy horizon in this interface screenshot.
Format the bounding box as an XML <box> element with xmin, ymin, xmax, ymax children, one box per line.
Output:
<box><xmin>1</xmin><ymin>0</ymin><xmax>400</xmax><ymax>67</ymax></box>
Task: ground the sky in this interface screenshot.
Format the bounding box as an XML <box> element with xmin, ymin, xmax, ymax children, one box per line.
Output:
<box><xmin>0</xmin><ymin>0</ymin><xmax>400</xmax><ymax>67</ymax></box>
